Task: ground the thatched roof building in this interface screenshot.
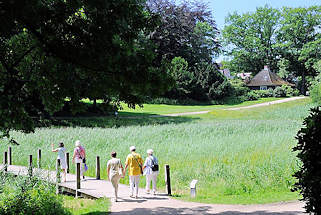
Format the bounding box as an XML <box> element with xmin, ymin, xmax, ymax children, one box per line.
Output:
<box><xmin>246</xmin><ymin>66</ymin><xmax>294</xmax><ymax>90</ymax></box>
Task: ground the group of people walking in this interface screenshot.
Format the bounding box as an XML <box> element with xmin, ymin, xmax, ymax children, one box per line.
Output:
<box><xmin>51</xmin><ymin>141</ymin><xmax>159</xmax><ymax>202</ymax></box>
<box><xmin>51</xmin><ymin>140</ymin><xmax>86</xmax><ymax>183</ymax></box>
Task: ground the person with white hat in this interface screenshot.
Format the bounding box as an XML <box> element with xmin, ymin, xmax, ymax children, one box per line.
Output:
<box><xmin>72</xmin><ymin>140</ymin><xmax>86</xmax><ymax>180</ymax></box>
<box><xmin>143</xmin><ymin>149</ymin><xmax>159</xmax><ymax>195</ymax></box>
<box><xmin>125</xmin><ymin>146</ymin><xmax>143</xmax><ymax>198</ymax></box>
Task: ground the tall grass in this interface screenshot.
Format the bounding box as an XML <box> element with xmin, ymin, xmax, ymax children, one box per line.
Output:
<box><xmin>0</xmin><ymin>98</ymin><xmax>313</xmax><ymax>204</ymax></box>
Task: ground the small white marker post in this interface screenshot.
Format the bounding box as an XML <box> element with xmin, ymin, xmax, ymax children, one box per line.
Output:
<box><xmin>190</xmin><ymin>179</ymin><xmax>198</xmax><ymax>198</ymax></box>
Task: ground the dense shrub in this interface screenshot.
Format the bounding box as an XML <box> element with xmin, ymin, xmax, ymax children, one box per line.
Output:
<box><xmin>293</xmin><ymin>107</ymin><xmax>321</xmax><ymax>214</ymax></box>
<box><xmin>0</xmin><ymin>172</ymin><xmax>69</xmax><ymax>215</ymax></box>
<box><xmin>245</xmin><ymin>91</ymin><xmax>260</xmax><ymax>101</ymax></box>
<box><xmin>309</xmin><ymin>73</ymin><xmax>321</xmax><ymax>104</ymax></box>
<box><xmin>229</xmin><ymin>79</ymin><xmax>249</xmax><ymax>97</ymax></box>
<box><xmin>273</xmin><ymin>85</ymin><xmax>299</xmax><ymax>98</ymax></box>
<box><xmin>273</xmin><ymin>86</ymin><xmax>287</xmax><ymax>97</ymax></box>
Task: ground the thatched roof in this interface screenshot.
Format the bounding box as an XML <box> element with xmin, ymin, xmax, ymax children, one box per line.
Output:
<box><xmin>246</xmin><ymin>66</ymin><xmax>295</xmax><ymax>87</ymax></box>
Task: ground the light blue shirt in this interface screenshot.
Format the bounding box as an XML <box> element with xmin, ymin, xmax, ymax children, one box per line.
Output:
<box><xmin>143</xmin><ymin>155</ymin><xmax>158</xmax><ymax>175</ymax></box>
<box><xmin>57</xmin><ymin>147</ymin><xmax>66</xmax><ymax>161</ymax></box>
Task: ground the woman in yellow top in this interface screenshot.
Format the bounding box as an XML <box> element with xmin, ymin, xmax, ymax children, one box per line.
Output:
<box><xmin>125</xmin><ymin>146</ymin><xmax>143</xmax><ymax>198</ymax></box>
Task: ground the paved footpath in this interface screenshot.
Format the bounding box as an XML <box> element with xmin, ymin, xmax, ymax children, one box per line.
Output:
<box><xmin>2</xmin><ymin>165</ymin><xmax>305</xmax><ymax>215</ymax></box>
<box><xmin>158</xmin><ymin>96</ymin><xmax>306</xmax><ymax>117</ymax></box>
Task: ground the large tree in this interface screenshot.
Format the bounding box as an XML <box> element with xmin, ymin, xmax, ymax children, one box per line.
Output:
<box><xmin>223</xmin><ymin>5</ymin><xmax>321</xmax><ymax>94</ymax></box>
<box><xmin>277</xmin><ymin>6</ymin><xmax>321</xmax><ymax>94</ymax></box>
<box><xmin>222</xmin><ymin>5</ymin><xmax>281</xmax><ymax>74</ymax></box>
<box><xmin>0</xmin><ymin>0</ymin><xmax>171</xmax><ymax>139</ymax></box>
<box><xmin>146</xmin><ymin>0</ymin><xmax>220</xmax><ymax>66</ymax></box>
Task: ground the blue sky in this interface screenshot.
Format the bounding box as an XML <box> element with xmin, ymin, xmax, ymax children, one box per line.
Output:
<box><xmin>209</xmin><ymin>0</ymin><xmax>321</xmax><ymax>30</ymax></box>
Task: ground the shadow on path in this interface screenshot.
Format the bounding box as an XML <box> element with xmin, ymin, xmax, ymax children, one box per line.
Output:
<box><xmin>111</xmin><ymin>206</ymin><xmax>303</xmax><ymax>215</ymax></box>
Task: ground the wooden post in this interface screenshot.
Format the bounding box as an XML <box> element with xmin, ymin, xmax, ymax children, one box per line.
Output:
<box><xmin>8</xmin><ymin>146</ymin><xmax>12</xmax><ymax>165</ymax></box>
<box><xmin>66</xmin><ymin>152</ymin><xmax>70</xmax><ymax>173</ymax></box>
<box><xmin>76</xmin><ymin>163</ymin><xmax>81</xmax><ymax>190</ymax></box>
<box><xmin>56</xmin><ymin>158</ymin><xmax>61</xmax><ymax>194</ymax></box>
<box><xmin>56</xmin><ymin>158</ymin><xmax>61</xmax><ymax>183</ymax></box>
<box><xmin>37</xmin><ymin>149</ymin><xmax>41</xmax><ymax>168</ymax></box>
<box><xmin>165</xmin><ymin>164</ymin><xmax>171</xmax><ymax>196</ymax></box>
<box><xmin>3</xmin><ymin>151</ymin><xmax>7</xmax><ymax>172</ymax></box>
<box><xmin>96</xmin><ymin>156</ymin><xmax>100</xmax><ymax>180</ymax></box>
<box><xmin>28</xmin><ymin>155</ymin><xmax>33</xmax><ymax>177</ymax></box>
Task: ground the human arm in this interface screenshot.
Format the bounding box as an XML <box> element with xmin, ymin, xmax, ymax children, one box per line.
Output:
<box><xmin>124</xmin><ymin>155</ymin><xmax>129</xmax><ymax>172</ymax></box>
<box><xmin>72</xmin><ymin>149</ymin><xmax>76</xmax><ymax>163</ymax></box>
<box><xmin>143</xmin><ymin>158</ymin><xmax>148</xmax><ymax>170</ymax></box>
<box><xmin>107</xmin><ymin>163</ymin><xmax>110</xmax><ymax>181</ymax></box>
<box><xmin>51</xmin><ymin>144</ymin><xmax>58</xmax><ymax>152</ymax></box>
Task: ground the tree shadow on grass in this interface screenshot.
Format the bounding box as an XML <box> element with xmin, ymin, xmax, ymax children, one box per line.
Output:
<box><xmin>51</xmin><ymin>112</ymin><xmax>199</xmax><ymax>129</ymax></box>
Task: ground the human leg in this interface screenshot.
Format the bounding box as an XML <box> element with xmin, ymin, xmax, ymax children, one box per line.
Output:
<box><xmin>134</xmin><ymin>175</ymin><xmax>140</xmax><ymax>197</ymax></box>
<box><xmin>129</xmin><ymin>175</ymin><xmax>134</xmax><ymax>197</ymax></box>
<box><xmin>151</xmin><ymin>172</ymin><xmax>158</xmax><ymax>194</ymax></box>
<box><xmin>145</xmin><ymin>174</ymin><xmax>152</xmax><ymax>193</ymax></box>
<box><xmin>61</xmin><ymin>169</ymin><xmax>66</xmax><ymax>182</ymax></box>
<box><xmin>111</xmin><ymin>175</ymin><xmax>120</xmax><ymax>201</ymax></box>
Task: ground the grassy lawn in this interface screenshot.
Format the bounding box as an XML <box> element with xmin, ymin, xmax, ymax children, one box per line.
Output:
<box><xmin>63</xmin><ymin>196</ymin><xmax>109</xmax><ymax>214</ymax></box>
<box><xmin>119</xmin><ymin>97</ymin><xmax>284</xmax><ymax>115</ymax></box>
<box><xmin>0</xmin><ymin>97</ymin><xmax>313</xmax><ymax>204</ymax></box>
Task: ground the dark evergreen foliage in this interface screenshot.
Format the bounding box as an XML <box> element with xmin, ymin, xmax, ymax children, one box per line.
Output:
<box><xmin>293</xmin><ymin>107</ymin><xmax>321</xmax><ymax>214</ymax></box>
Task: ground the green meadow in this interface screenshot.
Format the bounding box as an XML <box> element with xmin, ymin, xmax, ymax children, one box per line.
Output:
<box><xmin>0</xmin><ymin>97</ymin><xmax>313</xmax><ymax>204</ymax></box>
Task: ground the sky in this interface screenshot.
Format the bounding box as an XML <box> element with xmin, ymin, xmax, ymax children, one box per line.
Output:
<box><xmin>209</xmin><ymin>0</ymin><xmax>321</xmax><ymax>30</ymax></box>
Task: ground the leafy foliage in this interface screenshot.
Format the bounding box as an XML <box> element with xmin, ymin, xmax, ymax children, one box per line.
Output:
<box><xmin>223</xmin><ymin>6</ymin><xmax>281</xmax><ymax>75</ymax></box>
<box><xmin>0</xmin><ymin>172</ymin><xmax>69</xmax><ymax>215</ymax></box>
<box><xmin>293</xmin><ymin>107</ymin><xmax>321</xmax><ymax>214</ymax></box>
<box><xmin>0</xmin><ymin>0</ymin><xmax>171</xmax><ymax>139</ymax></box>
<box><xmin>223</xmin><ymin>5</ymin><xmax>321</xmax><ymax>94</ymax></box>
<box><xmin>147</xmin><ymin>0</ymin><xmax>220</xmax><ymax>66</ymax></box>
<box><xmin>309</xmin><ymin>62</ymin><xmax>321</xmax><ymax>104</ymax></box>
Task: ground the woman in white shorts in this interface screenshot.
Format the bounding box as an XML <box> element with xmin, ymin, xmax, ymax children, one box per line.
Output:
<box><xmin>51</xmin><ymin>142</ymin><xmax>67</xmax><ymax>182</ymax></box>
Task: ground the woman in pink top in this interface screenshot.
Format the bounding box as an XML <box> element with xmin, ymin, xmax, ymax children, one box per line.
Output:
<box><xmin>72</xmin><ymin>140</ymin><xmax>86</xmax><ymax>180</ymax></box>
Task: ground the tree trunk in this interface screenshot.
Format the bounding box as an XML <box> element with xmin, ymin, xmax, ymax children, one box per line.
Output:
<box><xmin>301</xmin><ymin>69</ymin><xmax>306</xmax><ymax>96</ymax></box>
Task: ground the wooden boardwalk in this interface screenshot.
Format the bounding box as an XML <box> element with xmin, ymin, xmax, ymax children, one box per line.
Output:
<box><xmin>1</xmin><ymin>164</ymin><xmax>305</xmax><ymax>214</ymax></box>
<box><xmin>0</xmin><ymin>164</ymin><xmax>168</xmax><ymax>200</ymax></box>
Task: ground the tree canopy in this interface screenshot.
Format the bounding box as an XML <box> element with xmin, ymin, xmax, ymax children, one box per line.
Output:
<box><xmin>0</xmin><ymin>0</ymin><xmax>171</xmax><ymax>139</ymax></box>
<box><xmin>223</xmin><ymin>5</ymin><xmax>321</xmax><ymax>94</ymax></box>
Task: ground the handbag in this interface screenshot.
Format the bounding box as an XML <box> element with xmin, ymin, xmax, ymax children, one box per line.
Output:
<box><xmin>150</xmin><ymin>156</ymin><xmax>159</xmax><ymax>172</ymax></box>
<box><xmin>84</xmin><ymin>163</ymin><xmax>88</xmax><ymax>172</ymax></box>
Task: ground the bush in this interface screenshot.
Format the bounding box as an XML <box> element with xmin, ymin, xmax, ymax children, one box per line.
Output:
<box><xmin>0</xmin><ymin>172</ymin><xmax>69</xmax><ymax>215</ymax></box>
<box><xmin>273</xmin><ymin>86</ymin><xmax>287</xmax><ymax>97</ymax></box>
<box><xmin>245</xmin><ymin>91</ymin><xmax>259</xmax><ymax>101</ymax></box>
<box><xmin>229</xmin><ymin>79</ymin><xmax>249</xmax><ymax>97</ymax></box>
<box><xmin>293</xmin><ymin>107</ymin><xmax>321</xmax><ymax>214</ymax></box>
<box><xmin>309</xmin><ymin>73</ymin><xmax>321</xmax><ymax>104</ymax></box>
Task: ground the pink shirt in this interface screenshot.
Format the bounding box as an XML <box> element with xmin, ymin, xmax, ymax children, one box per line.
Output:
<box><xmin>74</xmin><ymin>146</ymin><xmax>85</xmax><ymax>159</ymax></box>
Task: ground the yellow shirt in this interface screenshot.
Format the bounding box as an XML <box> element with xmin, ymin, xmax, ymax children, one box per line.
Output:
<box><xmin>125</xmin><ymin>152</ymin><xmax>143</xmax><ymax>176</ymax></box>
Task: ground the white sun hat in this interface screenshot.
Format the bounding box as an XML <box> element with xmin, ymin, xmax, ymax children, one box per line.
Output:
<box><xmin>147</xmin><ymin>149</ymin><xmax>153</xmax><ymax>155</ymax></box>
<box><xmin>75</xmin><ymin>140</ymin><xmax>81</xmax><ymax>147</ymax></box>
<box><xmin>130</xmin><ymin>146</ymin><xmax>136</xmax><ymax>151</ymax></box>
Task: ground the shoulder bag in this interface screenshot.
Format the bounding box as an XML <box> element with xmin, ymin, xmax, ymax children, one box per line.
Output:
<box><xmin>150</xmin><ymin>156</ymin><xmax>159</xmax><ymax>172</ymax></box>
